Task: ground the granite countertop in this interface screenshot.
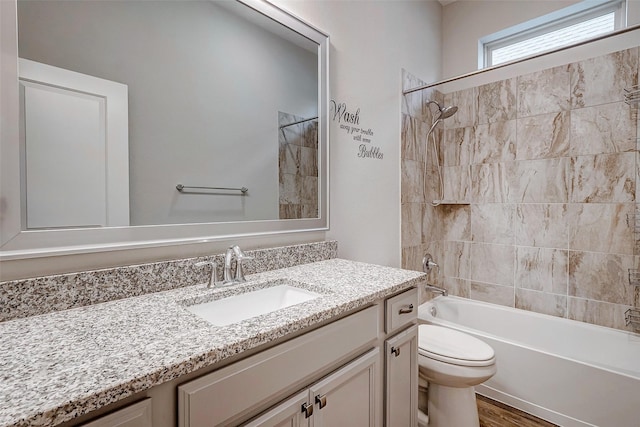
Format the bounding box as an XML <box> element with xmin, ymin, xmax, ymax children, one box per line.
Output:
<box><xmin>0</xmin><ymin>258</ymin><xmax>424</xmax><ymax>427</ymax></box>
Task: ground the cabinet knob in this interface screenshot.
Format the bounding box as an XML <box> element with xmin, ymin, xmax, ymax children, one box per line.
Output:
<box><xmin>398</xmin><ymin>304</ymin><xmax>414</xmax><ymax>315</ymax></box>
<box><xmin>302</xmin><ymin>402</ymin><xmax>314</xmax><ymax>418</ymax></box>
<box><xmin>391</xmin><ymin>346</ymin><xmax>401</xmax><ymax>357</ymax></box>
<box><xmin>315</xmin><ymin>394</ymin><xmax>327</xmax><ymax>409</ymax></box>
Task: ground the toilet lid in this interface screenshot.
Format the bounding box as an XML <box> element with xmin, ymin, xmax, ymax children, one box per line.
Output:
<box><xmin>418</xmin><ymin>325</ymin><xmax>495</xmax><ymax>367</ymax></box>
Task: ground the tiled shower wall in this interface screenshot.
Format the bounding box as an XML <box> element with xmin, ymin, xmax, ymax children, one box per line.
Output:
<box><xmin>401</xmin><ymin>47</ymin><xmax>639</xmax><ymax>331</ymax></box>
<box><xmin>278</xmin><ymin>112</ymin><xmax>319</xmax><ymax>219</ymax></box>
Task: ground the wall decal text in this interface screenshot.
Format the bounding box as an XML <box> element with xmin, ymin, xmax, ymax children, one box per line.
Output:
<box><xmin>330</xmin><ymin>99</ymin><xmax>383</xmax><ymax>160</ymax></box>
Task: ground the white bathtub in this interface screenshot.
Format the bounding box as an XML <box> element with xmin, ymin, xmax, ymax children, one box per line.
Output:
<box><xmin>418</xmin><ymin>296</ymin><xmax>640</xmax><ymax>427</ymax></box>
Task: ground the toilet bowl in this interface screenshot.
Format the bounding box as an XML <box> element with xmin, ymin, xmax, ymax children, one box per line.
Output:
<box><xmin>417</xmin><ymin>324</ymin><xmax>496</xmax><ymax>427</ymax></box>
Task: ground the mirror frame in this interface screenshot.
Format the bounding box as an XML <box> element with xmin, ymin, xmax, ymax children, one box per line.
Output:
<box><xmin>0</xmin><ymin>0</ymin><xmax>329</xmax><ymax>260</ymax></box>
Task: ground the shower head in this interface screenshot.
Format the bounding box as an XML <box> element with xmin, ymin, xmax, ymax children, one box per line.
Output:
<box><xmin>426</xmin><ymin>100</ymin><xmax>458</xmax><ymax>121</ymax></box>
<box><xmin>438</xmin><ymin>105</ymin><xmax>458</xmax><ymax>120</ymax></box>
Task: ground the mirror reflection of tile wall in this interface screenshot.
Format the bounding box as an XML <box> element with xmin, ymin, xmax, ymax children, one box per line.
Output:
<box><xmin>278</xmin><ymin>112</ymin><xmax>319</xmax><ymax>219</ymax></box>
<box><xmin>401</xmin><ymin>46</ymin><xmax>640</xmax><ymax>332</ymax></box>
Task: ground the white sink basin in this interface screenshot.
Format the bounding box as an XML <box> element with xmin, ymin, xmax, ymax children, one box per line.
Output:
<box><xmin>186</xmin><ymin>284</ymin><xmax>321</xmax><ymax>326</ymax></box>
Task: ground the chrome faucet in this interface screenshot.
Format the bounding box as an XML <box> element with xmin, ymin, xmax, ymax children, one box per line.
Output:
<box><xmin>422</xmin><ymin>253</ymin><xmax>447</xmax><ymax>296</ymax></box>
<box><xmin>424</xmin><ymin>283</ymin><xmax>448</xmax><ymax>297</ymax></box>
<box><xmin>195</xmin><ymin>245</ymin><xmax>253</xmax><ymax>288</ymax></box>
<box><xmin>223</xmin><ymin>245</ymin><xmax>254</xmax><ymax>285</ymax></box>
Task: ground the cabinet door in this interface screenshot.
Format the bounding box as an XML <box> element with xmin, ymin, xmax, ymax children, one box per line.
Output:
<box><xmin>243</xmin><ymin>391</ymin><xmax>310</xmax><ymax>427</ymax></box>
<box><xmin>385</xmin><ymin>325</ymin><xmax>418</xmax><ymax>427</ymax></box>
<box><xmin>309</xmin><ymin>349</ymin><xmax>379</xmax><ymax>427</ymax></box>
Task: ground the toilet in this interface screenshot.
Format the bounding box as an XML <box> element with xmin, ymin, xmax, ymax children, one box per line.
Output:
<box><xmin>417</xmin><ymin>324</ymin><xmax>497</xmax><ymax>427</ymax></box>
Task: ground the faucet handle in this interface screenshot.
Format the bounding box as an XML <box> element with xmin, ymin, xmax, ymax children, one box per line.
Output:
<box><xmin>195</xmin><ymin>260</ymin><xmax>218</xmax><ymax>288</ymax></box>
<box><xmin>423</xmin><ymin>254</ymin><xmax>439</xmax><ymax>274</ymax></box>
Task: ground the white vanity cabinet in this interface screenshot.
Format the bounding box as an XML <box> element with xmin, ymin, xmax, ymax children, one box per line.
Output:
<box><xmin>178</xmin><ymin>306</ymin><xmax>381</xmax><ymax>427</ymax></box>
<box><xmin>178</xmin><ymin>287</ymin><xmax>419</xmax><ymax>427</ymax></box>
<box><xmin>384</xmin><ymin>288</ymin><xmax>419</xmax><ymax>427</ymax></box>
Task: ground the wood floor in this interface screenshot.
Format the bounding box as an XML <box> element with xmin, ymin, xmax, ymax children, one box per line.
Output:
<box><xmin>477</xmin><ymin>394</ymin><xmax>559</xmax><ymax>427</ymax></box>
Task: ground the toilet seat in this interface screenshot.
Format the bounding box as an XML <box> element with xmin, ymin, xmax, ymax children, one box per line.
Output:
<box><xmin>418</xmin><ymin>325</ymin><xmax>495</xmax><ymax>367</ymax></box>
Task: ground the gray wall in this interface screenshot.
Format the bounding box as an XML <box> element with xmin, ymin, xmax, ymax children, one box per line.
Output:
<box><xmin>18</xmin><ymin>0</ymin><xmax>318</xmax><ymax>225</ymax></box>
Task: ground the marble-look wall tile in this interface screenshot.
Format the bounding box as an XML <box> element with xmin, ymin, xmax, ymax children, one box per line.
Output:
<box><xmin>471</xmin><ymin>162</ymin><xmax>515</xmax><ymax>203</ymax></box>
<box><xmin>401</xmin><ymin>159</ymin><xmax>424</xmax><ymax>204</ymax></box>
<box><xmin>402</xmin><ymin>69</ymin><xmax>425</xmax><ymax>120</ymax></box>
<box><xmin>280</xmin><ymin>143</ymin><xmax>299</xmax><ymax>174</ymax></box>
<box><xmin>470</xmin><ymin>282</ymin><xmax>514</xmax><ymax>307</ymax></box>
<box><xmin>570</xmin><ymin>102</ymin><xmax>637</xmax><ymax>156</ymax></box>
<box><xmin>515</xmin><ymin>246</ymin><xmax>567</xmax><ymax>294</ymax></box>
<box><xmin>477</xmin><ymin>78</ymin><xmax>517</xmax><ymax>124</ymax></box>
<box><xmin>443</xmin><ymin>241</ymin><xmax>470</xmax><ymax>279</ymax></box>
<box><xmin>472</xmin><ymin>120</ymin><xmax>517</xmax><ymax>164</ymax></box>
<box><xmin>568</xmin><ymin>251</ymin><xmax>636</xmax><ymax>305</ymax></box>
<box><xmin>402</xmin><ymin>245</ymin><xmax>427</xmax><ymax>272</ymax></box>
<box><xmin>470</xmin><ymin>243</ymin><xmax>515</xmax><ymax>286</ymax></box>
<box><xmin>301</xmin><ymin>204</ymin><xmax>317</xmax><ymax>218</ymax></box>
<box><xmin>570</xmin><ymin>48</ymin><xmax>639</xmax><ymax>108</ymax></box>
<box><xmin>568</xmin><ymin>203</ymin><xmax>635</xmax><ymax>255</ymax></box>
<box><xmin>637</xmin><ymin>148</ymin><xmax>640</xmax><ymax>203</ymax></box>
<box><xmin>279</xmin><ymin>112</ymin><xmax>318</xmax><ymax>219</ymax></box>
<box><xmin>302</xmin><ymin>122</ymin><xmax>318</xmax><ymax>148</ymax></box>
<box><xmin>515</xmin><ymin>204</ymin><xmax>569</xmax><ymax>248</ymax></box>
<box><xmin>440</xmin><ymin>204</ymin><xmax>471</xmax><ymax>241</ymax></box>
<box><xmin>442</xmin><ymin>165</ymin><xmax>471</xmax><ymax>202</ymax></box>
<box><xmin>300</xmin><ymin>146</ymin><xmax>317</xmax><ymax>177</ymax></box>
<box><xmin>279</xmin><ymin>174</ymin><xmax>301</xmax><ymax>204</ymax></box>
<box><xmin>280</xmin><ymin>204</ymin><xmax>302</xmax><ymax>219</ymax></box>
<box><xmin>402</xmin><ymin>113</ymin><xmax>427</xmax><ymax>162</ymax></box>
<box><xmin>515</xmin><ymin>288</ymin><xmax>567</xmax><ymax>318</ymax></box>
<box><xmin>403</xmin><ymin>48</ymin><xmax>640</xmax><ymax>333</ymax></box>
<box><xmin>567</xmin><ymin>297</ymin><xmax>633</xmax><ymax>330</ymax></box>
<box><xmin>516</xmin><ymin>111</ymin><xmax>570</xmax><ymax>160</ymax></box>
<box><xmin>471</xmin><ymin>203</ymin><xmax>515</xmax><ymax>245</ymax></box>
<box><xmin>517</xmin><ymin>65</ymin><xmax>570</xmax><ymax>117</ymax></box>
<box><xmin>570</xmin><ymin>152</ymin><xmax>636</xmax><ymax>203</ymax></box>
<box><xmin>444</xmin><ymin>87</ymin><xmax>478</xmax><ymax>128</ymax></box>
<box><xmin>512</xmin><ymin>158</ymin><xmax>570</xmax><ymax>203</ymax></box>
<box><xmin>442</xmin><ymin>126</ymin><xmax>474</xmax><ymax>166</ymax></box>
<box><xmin>300</xmin><ymin>177</ymin><xmax>317</xmax><ymax>205</ymax></box>
<box><xmin>423</xmin><ymin>205</ymin><xmax>443</xmax><ymax>243</ymax></box>
<box><xmin>402</xmin><ymin>203</ymin><xmax>423</xmax><ymax>248</ymax></box>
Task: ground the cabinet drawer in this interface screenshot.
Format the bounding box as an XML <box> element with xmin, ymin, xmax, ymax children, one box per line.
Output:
<box><xmin>178</xmin><ymin>305</ymin><xmax>379</xmax><ymax>427</ymax></box>
<box><xmin>80</xmin><ymin>399</ymin><xmax>152</xmax><ymax>427</ymax></box>
<box><xmin>385</xmin><ymin>288</ymin><xmax>417</xmax><ymax>334</ymax></box>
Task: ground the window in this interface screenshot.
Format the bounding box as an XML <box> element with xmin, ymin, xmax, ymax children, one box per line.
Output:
<box><xmin>479</xmin><ymin>0</ymin><xmax>626</xmax><ymax>68</ymax></box>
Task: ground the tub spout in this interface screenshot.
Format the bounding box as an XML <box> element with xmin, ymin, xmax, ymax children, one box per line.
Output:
<box><xmin>424</xmin><ymin>283</ymin><xmax>447</xmax><ymax>297</ymax></box>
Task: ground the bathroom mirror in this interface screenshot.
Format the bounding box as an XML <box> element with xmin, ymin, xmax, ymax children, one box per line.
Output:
<box><xmin>0</xmin><ymin>0</ymin><xmax>329</xmax><ymax>258</ymax></box>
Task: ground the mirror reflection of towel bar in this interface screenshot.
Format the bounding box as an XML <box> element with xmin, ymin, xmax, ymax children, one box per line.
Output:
<box><xmin>176</xmin><ymin>184</ymin><xmax>248</xmax><ymax>194</ymax></box>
